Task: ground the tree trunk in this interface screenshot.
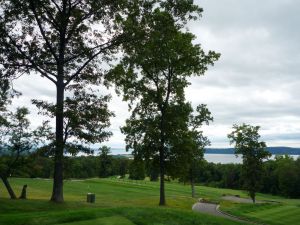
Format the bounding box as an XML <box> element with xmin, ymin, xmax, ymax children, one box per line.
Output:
<box><xmin>19</xmin><ymin>184</ymin><xmax>27</xmax><ymax>199</ymax></box>
<box><xmin>1</xmin><ymin>176</ymin><xmax>17</xmax><ymax>199</ymax></box>
<box><xmin>250</xmin><ymin>191</ymin><xmax>255</xmax><ymax>204</ymax></box>
<box><xmin>158</xmin><ymin>107</ymin><xmax>166</xmax><ymax>206</ymax></box>
<box><xmin>159</xmin><ymin>147</ymin><xmax>166</xmax><ymax>206</ymax></box>
<box><xmin>51</xmin><ymin>80</ymin><xmax>65</xmax><ymax>202</ymax></box>
<box><xmin>191</xmin><ymin>177</ymin><xmax>195</xmax><ymax>198</ymax></box>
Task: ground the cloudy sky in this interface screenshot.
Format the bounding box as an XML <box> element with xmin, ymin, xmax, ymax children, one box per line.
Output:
<box><xmin>12</xmin><ymin>0</ymin><xmax>300</xmax><ymax>151</ymax></box>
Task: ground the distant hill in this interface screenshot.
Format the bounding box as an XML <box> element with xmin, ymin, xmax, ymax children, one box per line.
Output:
<box><xmin>205</xmin><ymin>147</ymin><xmax>300</xmax><ymax>155</ymax></box>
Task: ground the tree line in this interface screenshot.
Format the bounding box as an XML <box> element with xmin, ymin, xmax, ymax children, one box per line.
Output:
<box><xmin>7</xmin><ymin>150</ymin><xmax>300</xmax><ymax>200</ymax></box>
<box><xmin>179</xmin><ymin>155</ymin><xmax>300</xmax><ymax>199</ymax></box>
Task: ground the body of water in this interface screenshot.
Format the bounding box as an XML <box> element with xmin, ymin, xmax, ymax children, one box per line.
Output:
<box><xmin>110</xmin><ymin>148</ymin><xmax>300</xmax><ymax>164</ymax></box>
<box><xmin>204</xmin><ymin>154</ymin><xmax>300</xmax><ymax>164</ymax></box>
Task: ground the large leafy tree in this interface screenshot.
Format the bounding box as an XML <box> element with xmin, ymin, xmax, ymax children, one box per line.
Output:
<box><xmin>0</xmin><ymin>0</ymin><xmax>144</xmax><ymax>202</ymax></box>
<box><xmin>107</xmin><ymin>9</ymin><xmax>219</xmax><ymax>205</ymax></box>
<box><xmin>228</xmin><ymin>124</ymin><xmax>271</xmax><ymax>203</ymax></box>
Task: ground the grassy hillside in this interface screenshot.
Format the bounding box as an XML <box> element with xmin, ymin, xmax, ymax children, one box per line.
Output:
<box><xmin>0</xmin><ymin>178</ymin><xmax>299</xmax><ymax>225</ymax></box>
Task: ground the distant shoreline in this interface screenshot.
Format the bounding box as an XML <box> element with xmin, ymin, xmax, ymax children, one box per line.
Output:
<box><xmin>111</xmin><ymin>146</ymin><xmax>300</xmax><ymax>156</ymax></box>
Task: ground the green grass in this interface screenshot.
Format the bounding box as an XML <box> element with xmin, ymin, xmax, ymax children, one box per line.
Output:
<box><xmin>0</xmin><ymin>178</ymin><xmax>299</xmax><ymax>225</ymax></box>
<box><xmin>220</xmin><ymin>201</ymin><xmax>300</xmax><ymax>225</ymax></box>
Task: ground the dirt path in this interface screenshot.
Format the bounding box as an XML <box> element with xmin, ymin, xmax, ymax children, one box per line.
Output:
<box><xmin>192</xmin><ymin>202</ymin><xmax>260</xmax><ymax>224</ymax></box>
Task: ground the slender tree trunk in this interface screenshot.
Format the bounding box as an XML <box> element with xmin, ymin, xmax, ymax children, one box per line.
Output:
<box><xmin>1</xmin><ymin>176</ymin><xmax>17</xmax><ymax>199</ymax></box>
<box><xmin>159</xmin><ymin>109</ymin><xmax>166</xmax><ymax>206</ymax></box>
<box><xmin>51</xmin><ymin>79</ymin><xmax>65</xmax><ymax>202</ymax></box>
<box><xmin>191</xmin><ymin>177</ymin><xmax>195</xmax><ymax>198</ymax></box>
<box><xmin>159</xmin><ymin>147</ymin><xmax>165</xmax><ymax>206</ymax></box>
<box><xmin>250</xmin><ymin>191</ymin><xmax>256</xmax><ymax>204</ymax></box>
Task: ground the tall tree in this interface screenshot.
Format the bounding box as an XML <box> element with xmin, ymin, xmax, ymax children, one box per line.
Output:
<box><xmin>107</xmin><ymin>9</ymin><xmax>219</xmax><ymax>205</ymax></box>
<box><xmin>228</xmin><ymin>124</ymin><xmax>271</xmax><ymax>203</ymax></box>
<box><xmin>0</xmin><ymin>0</ymin><xmax>126</xmax><ymax>202</ymax></box>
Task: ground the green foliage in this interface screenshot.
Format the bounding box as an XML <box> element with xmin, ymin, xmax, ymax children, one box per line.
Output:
<box><xmin>146</xmin><ymin>157</ymin><xmax>160</xmax><ymax>181</ymax></box>
<box><xmin>21</xmin><ymin>154</ymin><xmax>131</xmax><ymax>180</ymax></box>
<box><xmin>113</xmin><ymin>157</ymin><xmax>129</xmax><ymax>179</ymax></box>
<box><xmin>174</xmin><ymin>104</ymin><xmax>213</xmax><ymax>179</ymax></box>
<box><xmin>98</xmin><ymin>146</ymin><xmax>113</xmax><ymax>178</ymax></box>
<box><xmin>0</xmin><ymin>108</ymin><xmax>31</xmax><ymax>177</ymax></box>
<box><xmin>32</xmin><ymin>88</ymin><xmax>114</xmax><ymax>156</ymax></box>
<box><xmin>228</xmin><ymin>124</ymin><xmax>271</xmax><ymax>203</ymax></box>
<box><xmin>129</xmin><ymin>157</ymin><xmax>146</xmax><ymax>180</ymax></box>
<box><xmin>275</xmin><ymin>155</ymin><xmax>300</xmax><ymax>198</ymax></box>
<box><xmin>0</xmin><ymin>107</ymin><xmax>48</xmax><ymax>198</ymax></box>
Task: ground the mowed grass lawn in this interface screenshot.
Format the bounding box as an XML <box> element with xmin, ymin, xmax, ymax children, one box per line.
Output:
<box><xmin>0</xmin><ymin>178</ymin><xmax>299</xmax><ymax>225</ymax></box>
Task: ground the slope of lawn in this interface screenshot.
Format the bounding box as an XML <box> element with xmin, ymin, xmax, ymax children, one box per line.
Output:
<box><xmin>0</xmin><ymin>177</ymin><xmax>299</xmax><ymax>225</ymax></box>
<box><xmin>220</xmin><ymin>201</ymin><xmax>300</xmax><ymax>225</ymax></box>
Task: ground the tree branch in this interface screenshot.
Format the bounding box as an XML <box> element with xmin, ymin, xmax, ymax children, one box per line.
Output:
<box><xmin>4</xmin><ymin>34</ymin><xmax>57</xmax><ymax>84</ymax></box>
<box><xmin>49</xmin><ymin>0</ymin><xmax>62</xmax><ymax>13</ymax></box>
<box><xmin>29</xmin><ymin>0</ymin><xmax>59</xmax><ymax>62</ymax></box>
<box><xmin>40</xmin><ymin>3</ymin><xmax>61</xmax><ymax>31</ymax></box>
<box><xmin>64</xmin><ymin>38</ymin><xmax>122</xmax><ymax>86</ymax></box>
<box><xmin>65</xmin><ymin>11</ymin><xmax>94</xmax><ymax>45</ymax></box>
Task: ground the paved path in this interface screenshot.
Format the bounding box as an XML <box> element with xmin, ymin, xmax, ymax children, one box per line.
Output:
<box><xmin>221</xmin><ymin>196</ymin><xmax>263</xmax><ymax>203</ymax></box>
<box><xmin>192</xmin><ymin>202</ymin><xmax>261</xmax><ymax>224</ymax></box>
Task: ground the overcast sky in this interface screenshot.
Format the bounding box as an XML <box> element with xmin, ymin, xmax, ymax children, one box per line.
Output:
<box><xmin>12</xmin><ymin>0</ymin><xmax>300</xmax><ymax>151</ymax></box>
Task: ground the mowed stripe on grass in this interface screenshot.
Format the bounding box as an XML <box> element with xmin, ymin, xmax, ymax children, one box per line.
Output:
<box><xmin>247</xmin><ymin>205</ymin><xmax>300</xmax><ymax>225</ymax></box>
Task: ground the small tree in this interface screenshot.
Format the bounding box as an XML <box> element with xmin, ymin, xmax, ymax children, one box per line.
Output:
<box><xmin>98</xmin><ymin>146</ymin><xmax>113</xmax><ymax>178</ymax></box>
<box><xmin>0</xmin><ymin>107</ymin><xmax>40</xmax><ymax>199</ymax></box>
<box><xmin>228</xmin><ymin>124</ymin><xmax>271</xmax><ymax>203</ymax></box>
<box><xmin>187</xmin><ymin>105</ymin><xmax>212</xmax><ymax>198</ymax></box>
<box><xmin>168</xmin><ymin>104</ymin><xmax>213</xmax><ymax>198</ymax></box>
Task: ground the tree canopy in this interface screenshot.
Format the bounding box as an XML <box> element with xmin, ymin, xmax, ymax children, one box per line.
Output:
<box><xmin>107</xmin><ymin>8</ymin><xmax>219</xmax><ymax>205</ymax></box>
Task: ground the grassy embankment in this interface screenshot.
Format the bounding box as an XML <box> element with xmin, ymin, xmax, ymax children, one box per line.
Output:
<box><xmin>0</xmin><ymin>178</ymin><xmax>299</xmax><ymax>225</ymax></box>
